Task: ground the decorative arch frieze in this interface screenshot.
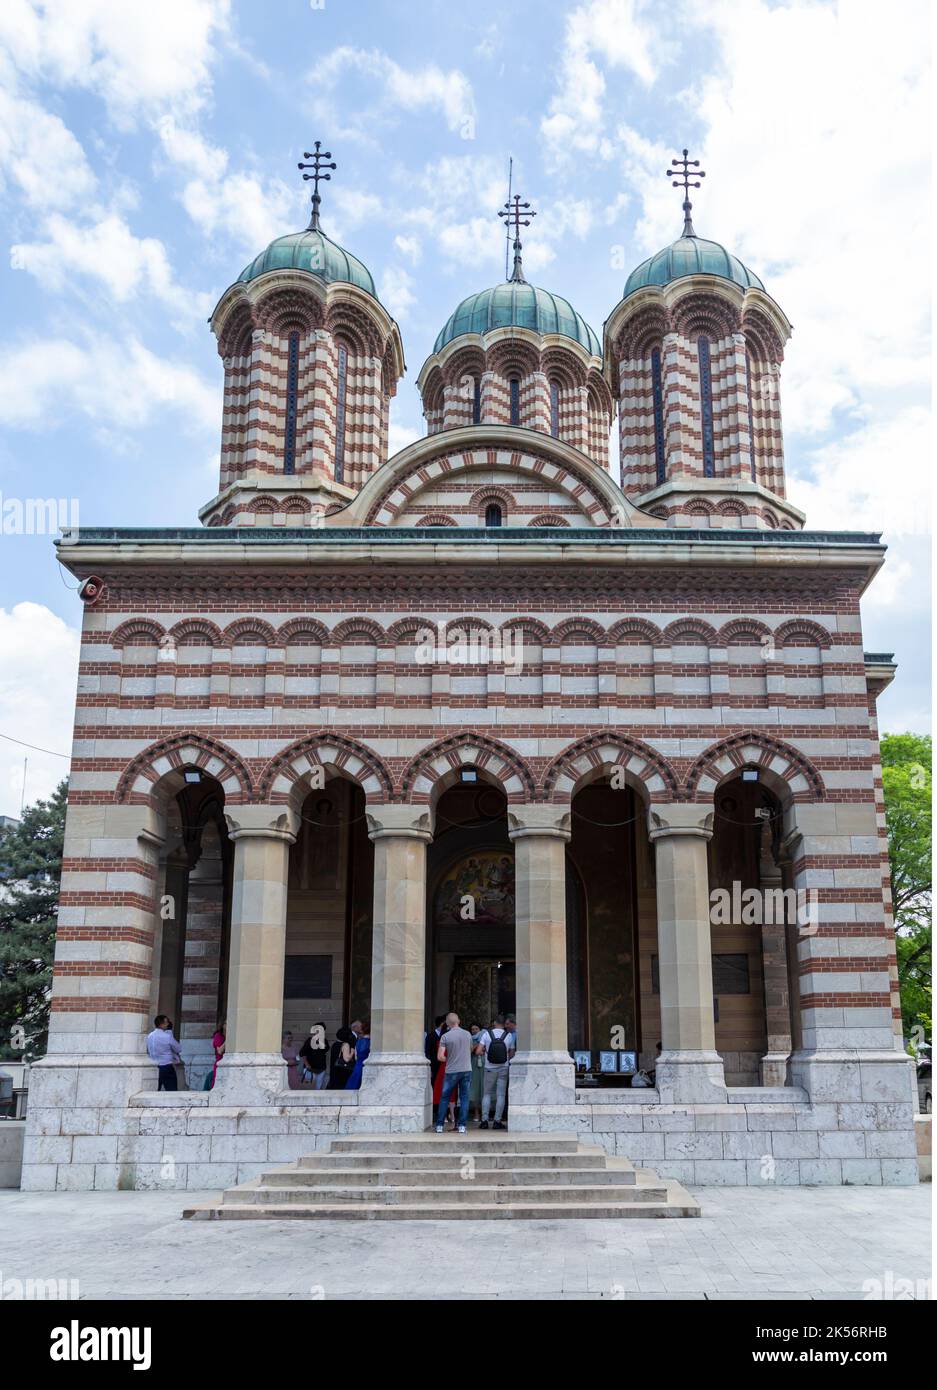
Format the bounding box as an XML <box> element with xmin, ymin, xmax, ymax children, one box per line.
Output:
<box><xmin>257</xmin><ymin>731</ymin><xmax>394</xmax><ymax>807</ymax></box>
<box><xmin>400</xmin><ymin>733</ymin><xmax>536</xmax><ymax>805</ymax></box>
<box><xmin>541</xmin><ymin>730</ymin><xmax>681</xmax><ymax>804</ymax></box>
<box><xmin>683</xmin><ymin>731</ymin><xmax>826</xmax><ymax>803</ymax></box>
<box><xmin>115</xmin><ymin>733</ymin><xmax>254</xmax><ymax>806</ymax></box>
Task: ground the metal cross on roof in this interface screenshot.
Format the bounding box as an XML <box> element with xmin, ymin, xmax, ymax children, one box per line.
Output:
<box><xmin>666</xmin><ymin>148</ymin><xmax>706</xmax><ymax>237</ymax></box>
<box><xmin>498</xmin><ymin>193</ymin><xmax>536</xmax><ymax>283</ymax></box>
<box><xmin>298</xmin><ymin>141</ymin><xmax>337</xmax><ymax>231</ymax></box>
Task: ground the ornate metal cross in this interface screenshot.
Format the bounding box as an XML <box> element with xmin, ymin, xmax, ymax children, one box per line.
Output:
<box><xmin>298</xmin><ymin>141</ymin><xmax>337</xmax><ymax>230</ymax></box>
<box><xmin>498</xmin><ymin>194</ymin><xmax>536</xmax><ymax>283</ymax></box>
<box><xmin>666</xmin><ymin>147</ymin><xmax>706</xmax><ymax>236</ymax></box>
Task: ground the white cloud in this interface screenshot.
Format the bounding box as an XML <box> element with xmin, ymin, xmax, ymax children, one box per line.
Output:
<box><xmin>541</xmin><ymin>0</ymin><xmax>660</xmax><ymax>162</ymax></box>
<box><xmin>0</xmin><ymin>602</ymin><xmax>79</xmax><ymax>819</ymax></box>
<box><xmin>10</xmin><ymin>212</ymin><xmax>211</xmax><ymax>321</ymax></box>
<box><xmin>0</xmin><ymin>86</ymin><xmax>95</xmax><ymax>208</ymax></box>
<box><xmin>393</xmin><ymin>234</ymin><xmax>422</xmax><ymax>265</ymax></box>
<box><xmin>0</xmin><ymin>333</ymin><xmax>217</xmax><ymax>434</ymax></box>
<box><xmin>0</xmin><ymin>0</ymin><xmax>229</xmax><ymax>127</ymax></box>
<box><xmin>388</xmin><ymin>421</ymin><xmax>421</xmax><ymax>458</ymax></box>
<box><xmin>312</xmin><ymin>47</ymin><xmax>476</xmax><ymax>134</ymax></box>
<box><xmin>788</xmin><ymin>407</ymin><xmax>931</xmax><ymax>540</ymax></box>
<box><xmin>378</xmin><ymin>265</ymin><xmax>416</xmax><ymax>321</ymax></box>
<box><xmin>155</xmin><ymin>117</ymin><xmax>295</xmax><ymax>262</ymax></box>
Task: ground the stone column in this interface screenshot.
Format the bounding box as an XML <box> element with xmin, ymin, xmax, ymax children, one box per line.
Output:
<box><xmin>648</xmin><ymin>803</ymin><xmax>727</xmax><ymax>1103</ymax></box>
<box><xmin>758</xmin><ymin>820</ymin><xmax>793</xmax><ymax>1086</ymax></box>
<box><xmin>210</xmin><ymin>806</ymin><xmax>298</xmax><ymax>1104</ymax></box>
<box><xmin>508</xmin><ymin>804</ymin><xmax>575</xmax><ymax>1110</ymax></box>
<box><xmin>359</xmin><ymin>805</ymin><xmax>433</xmax><ymax>1125</ymax></box>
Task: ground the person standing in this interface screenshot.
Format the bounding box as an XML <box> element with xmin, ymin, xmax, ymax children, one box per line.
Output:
<box><xmin>281</xmin><ymin>1030</ymin><xmax>300</xmax><ymax>1089</ymax></box>
<box><xmin>434</xmin><ymin>1012</ymin><xmax>474</xmax><ymax>1134</ymax></box>
<box><xmin>477</xmin><ymin>1016</ymin><xmax>513</xmax><ymax>1129</ymax></box>
<box><xmin>300</xmin><ymin>1024</ymin><xmax>330</xmax><ymax>1089</ymax></box>
<box><xmin>346</xmin><ymin>1020</ymin><xmax>371</xmax><ymax>1090</ymax></box>
<box><xmin>425</xmin><ymin>1014</ymin><xmax>446</xmax><ymax>1089</ymax></box>
<box><xmin>328</xmin><ymin>1026</ymin><xmax>357</xmax><ymax>1089</ymax></box>
<box><xmin>468</xmin><ymin>1023</ymin><xmax>485</xmax><ymax>1120</ymax></box>
<box><xmin>146</xmin><ymin>1015</ymin><xmax>182</xmax><ymax>1092</ymax></box>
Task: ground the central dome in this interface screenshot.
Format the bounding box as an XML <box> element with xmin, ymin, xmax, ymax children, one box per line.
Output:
<box><xmin>237</xmin><ymin>227</ymin><xmax>376</xmax><ymax>297</ymax></box>
<box><xmin>434</xmin><ymin>280</ymin><xmax>601</xmax><ymax>357</ymax></box>
<box><xmin>624</xmin><ymin>234</ymin><xmax>764</xmax><ymax>299</ymax></box>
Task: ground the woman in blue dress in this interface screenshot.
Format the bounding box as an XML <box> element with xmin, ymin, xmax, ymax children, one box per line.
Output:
<box><xmin>346</xmin><ymin>1021</ymin><xmax>371</xmax><ymax>1089</ymax></box>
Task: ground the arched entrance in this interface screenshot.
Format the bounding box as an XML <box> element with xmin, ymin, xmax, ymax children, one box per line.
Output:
<box><xmin>284</xmin><ymin>778</ymin><xmax>374</xmax><ymax>1044</ymax></box>
<box><xmin>425</xmin><ymin>778</ymin><xmax>515</xmax><ymax>1026</ymax></box>
<box><xmin>153</xmin><ymin>768</ymin><xmax>233</xmax><ymax>1090</ymax></box>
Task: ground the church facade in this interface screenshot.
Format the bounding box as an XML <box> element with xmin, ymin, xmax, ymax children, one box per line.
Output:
<box><xmin>22</xmin><ymin>152</ymin><xmax>917</xmax><ymax>1192</ymax></box>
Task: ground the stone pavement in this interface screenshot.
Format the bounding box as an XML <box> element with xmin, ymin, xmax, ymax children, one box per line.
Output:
<box><xmin>0</xmin><ymin>1185</ymin><xmax>929</xmax><ymax>1299</ymax></box>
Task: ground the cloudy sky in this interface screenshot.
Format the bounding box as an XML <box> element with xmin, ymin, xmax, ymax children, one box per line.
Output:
<box><xmin>0</xmin><ymin>0</ymin><xmax>930</xmax><ymax>818</ymax></box>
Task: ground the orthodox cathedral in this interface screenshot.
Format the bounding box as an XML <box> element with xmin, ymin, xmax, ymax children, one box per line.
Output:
<box><xmin>22</xmin><ymin>146</ymin><xmax>916</xmax><ymax>1194</ymax></box>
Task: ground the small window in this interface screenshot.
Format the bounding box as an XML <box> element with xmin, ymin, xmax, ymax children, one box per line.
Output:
<box><xmin>284</xmin><ymin>331</ymin><xmax>300</xmax><ymax>475</ymax></box>
<box><xmin>472</xmin><ymin>377</ymin><xmax>481</xmax><ymax>425</ymax></box>
<box><xmin>335</xmin><ymin>344</ymin><xmax>348</xmax><ymax>483</ymax></box>
<box><xmin>550</xmin><ymin>380</ymin><xmax>560</xmax><ymax>438</ymax></box>
<box><xmin>509</xmin><ymin>378</ymin><xmax>520</xmax><ymax>426</ymax></box>
<box><xmin>651</xmin><ymin>346</ymin><xmax>665</xmax><ymax>485</ymax></box>
<box><xmin>485</xmin><ymin>502</ymin><xmax>503</xmax><ymax>528</ymax></box>
<box><xmin>697</xmin><ymin>335</ymin><xmax>715</xmax><ymax>478</ymax></box>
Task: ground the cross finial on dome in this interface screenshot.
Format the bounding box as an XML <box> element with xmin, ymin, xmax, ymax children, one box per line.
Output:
<box><xmin>666</xmin><ymin>148</ymin><xmax>706</xmax><ymax>237</ymax></box>
<box><xmin>498</xmin><ymin>193</ymin><xmax>536</xmax><ymax>283</ymax></box>
<box><xmin>298</xmin><ymin>142</ymin><xmax>337</xmax><ymax>231</ymax></box>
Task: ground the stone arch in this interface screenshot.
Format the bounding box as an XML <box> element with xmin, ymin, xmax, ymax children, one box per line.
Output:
<box><xmin>540</xmin><ymin>345</ymin><xmax>587</xmax><ymax>389</ymax></box>
<box><xmin>608</xmin><ymin>617</ymin><xmax>665</xmax><ymax>645</ymax></box>
<box><xmin>257</xmin><ymin>731</ymin><xmax>394</xmax><ymax>808</ymax></box>
<box><xmin>385</xmin><ymin>616</ymin><xmax>437</xmax><ymax>644</ymax></box>
<box><xmin>685</xmin><ymin>498</ymin><xmax>715</xmax><ymax>517</ymax></box>
<box><xmin>115</xmin><ymin>733</ymin><xmax>254</xmax><ymax>806</ymax></box>
<box><xmin>541</xmin><ymin>730</ymin><xmax>680</xmax><ymax>804</ymax></box>
<box><xmin>221</xmin><ymin>618</ymin><xmax>277</xmax><ymax>646</ymax></box>
<box><xmin>670</xmin><ymin>290</ymin><xmax>741</xmax><ymax>340</ymax></box>
<box><xmin>552</xmin><ymin>616</ymin><xmax>606</xmax><ymax>644</ymax></box>
<box><xmin>742</xmin><ymin>306</ymin><xmax>785</xmax><ymax>365</ymax></box>
<box><xmin>400</xmin><ymin>733</ymin><xmax>536</xmax><ymax>806</ymax></box>
<box><xmin>469</xmin><ymin>484</ymin><xmax>515</xmax><ymax>520</ymax></box>
<box><xmin>662</xmin><ymin>617</ymin><xmax>719</xmax><ymax>645</ymax></box>
<box><xmin>169</xmin><ymin>618</ymin><xmax>224</xmax><ymax>646</ymax></box>
<box><xmin>529</xmin><ymin>513</ymin><xmax>570</xmax><ymax>528</ymax></box>
<box><xmin>325</xmin><ymin>301</ymin><xmax>383</xmax><ymax>358</ymax></box>
<box><xmin>774</xmin><ymin>619</ymin><xmax>832</xmax><ymax>650</ymax></box>
<box><xmin>441</xmin><ymin>344</ymin><xmax>486</xmax><ymax>389</ymax></box>
<box><xmin>716</xmin><ymin>499</ymin><xmax>746</xmax><ymax>517</ymax></box>
<box><xmin>276</xmin><ymin>618</ymin><xmax>330</xmax><ymax>645</ymax></box>
<box><xmin>612</xmin><ymin>303</ymin><xmax>673</xmax><ymax>362</ymax></box>
<box><xmin>252</xmin><ymin>287</ymin><xmax>323</xmax><ymax>336</ymax></box>
<box><xmin>415</xmin><ymin>513</ymin><xmax>457</xmax><ymax>527</ymax></box>
<box><xmin>487</xmin><ymin>338</ymin><xmax>540</xmax><ymax>380</ymax></box>
<box><xmin>216</xmin><ymin>302</ymin><xmax>255</xmax><ymax>360</ymax></box>
<box><xmin>718</xmin><ymin>618</ymin><xmax>773</xmax><ymax>645</ymax></box>
<box><xmin>683</xmin><ymin>731</ymin><xmax>826</xmax><ymax>804</ymax></box>
<box><xmin>498</xmin><ymin>616</ymin><xmax>552</xmax><ymax>644</ymax></box>
<box><xmin>331</xmin><ymin>617</ymin><xmax>386</xmax><ymax>644</ymax></box>
<box><xmin>109</xmin><ymin>619</ymin><xmax>166</xmax><ymax>648</ymax></box>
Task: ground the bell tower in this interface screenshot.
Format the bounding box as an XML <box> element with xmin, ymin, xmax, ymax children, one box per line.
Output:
<box><xmin>200</xmin><ymin>144</ymin><xmax>405</xmax><ymax>528</ymax></box>
<box><xmin>606</xmin><ymin>150</ymin><xmax>802</xmax><ymax>530</ymax></box>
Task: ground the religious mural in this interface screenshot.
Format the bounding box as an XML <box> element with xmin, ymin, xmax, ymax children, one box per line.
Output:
<box><xmin>433</xmin><ymin>850</ymin><xmax>516</xmax><ymax>926</ymax></box>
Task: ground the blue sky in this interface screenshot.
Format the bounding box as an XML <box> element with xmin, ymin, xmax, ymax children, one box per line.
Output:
<box><xmin>0</xmin><ymin>0</ymin><xmax>930</xmax><ymax>817</ymax></box>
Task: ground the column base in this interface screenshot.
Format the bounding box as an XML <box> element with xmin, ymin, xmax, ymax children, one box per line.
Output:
<box><xmin>209</xmin><ymin>1053</ymin><xmax>287</xmax><ymax>1105</ymax></box>
<box><xmin>358</xmin><ymin>1051</ymin><xmax>432</xmax><ymax>1129</ymax></box>
<box><xmin>759</xmin><ymin>1051</ymin><xmax>792</xmax><ymax>1087</ymax></box>
<box><xmin>508</xmin><ymin>1051</ymin><xmax>575</xmax><ymax>1107</ymax></box>
<box><xmin>656</xmin><ymin>1050</ymin><xmax>727</xmax><ymax>1104</ymax></box>
<box><xmin>789</xmin><ymin>1048</ymin><xmax>917</xmax><ymax>1106</ymax></box>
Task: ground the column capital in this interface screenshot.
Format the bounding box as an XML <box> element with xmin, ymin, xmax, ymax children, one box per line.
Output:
<box><xmin>507</xmin><ymin>803</ymin><xmax>571</xmax><ymax>842</ymax></box>
<box><xmin>648</xmin><ymin>802</ymin><xmax>714</xmax><ymax>842</ymax></box>
<box><xmin>224</xmin><ymin>805</ymin><xmax>299</xmax><ymax>844</ymax></box>
<box><xmin>367</xmin><ymin>804</ymin><xmax>434</xmax><ymax>841</ymax></box>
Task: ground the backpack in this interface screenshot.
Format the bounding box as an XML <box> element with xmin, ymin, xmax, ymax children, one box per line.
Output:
<box><xmin>486</xmin><ymin>1029</ymin><xmax>508</xmax><ymax>1065</ymax></box>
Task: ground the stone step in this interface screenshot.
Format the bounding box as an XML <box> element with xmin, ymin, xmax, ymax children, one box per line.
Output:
<box><xmin>260</xmin><ymin>1163</ymin><xmax>636</xmax><ymax>1188</ymax></box>
<box><xmin>186</xmin><ymin>1194</ymin><xmax>700</xmax><ymax>1221</ymax></box>
<box><xmin>328</xmin><ymin>1134</ymin><xmax>581</xmax><ymax>1155</ymax></box>
<box><xmin>182</xmin><ymin>1133</ymin><xmax>701</xmax><ymax>1221</ymax></box>
<box><xmin>224</xmin><ymin>1181</ymin><xmax>670</xmax><ymax>1206</ymax></box>
<box><xmin>293</xmin><ymin>1148</ymin><xmax>611</xmax><ymax>1173</ymax></box>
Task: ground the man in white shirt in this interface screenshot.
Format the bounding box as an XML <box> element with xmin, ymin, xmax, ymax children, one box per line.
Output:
<box><xmin>476</xmin><ymin>1016</ymin><xmax>514</xmax><ymax>1129</ymax></box>
<box><xmin>145</xmin><ymin>1014</ymin><xmax>183</xmax><ymax>1091</ymax></box>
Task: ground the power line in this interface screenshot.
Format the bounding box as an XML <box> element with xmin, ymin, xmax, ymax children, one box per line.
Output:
<box><xmin>0</xmin><ymin>731</ymin><xmax>71</xmax><ymax>760</ymax></box>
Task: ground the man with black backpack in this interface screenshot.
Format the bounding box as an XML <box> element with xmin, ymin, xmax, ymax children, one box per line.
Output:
<box><xmin>477</xmin><ymin>1016</ymin><xmax>514</xmax><ymax>1129</ymax></box>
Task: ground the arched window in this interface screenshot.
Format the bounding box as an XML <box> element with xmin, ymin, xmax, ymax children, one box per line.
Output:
<box><xmin>283</xmin><ymin>331</ymin><xmax>300</xmax><ymax>475</ymax></box>
<box><xmin>651</xmin><ymin>346</ymin><xmax>666</xmax><ymax>485</ymax></box>
<box><xmin>485</xmin><ymin>502</ymin><xmax>503</xmax><ymax>528</ymax></box>
<box><xmin>550</xmin><ymin>380</ymin><xmax>560</xmax><ymax>438</ymax></box>
<box><xmin>472</xmin><ymin>377</ymin><xmax>481</xmax><ymax>425</ymax></box>
<box><xmin>509</xmin><ymin>378</ymin><xmax>520</xmax><ymax>426</ymax></box>
<box><xmin>334</xmin><ymin>343</ymin><xmax>348</xmax><ymax>483</ymax></box>
<box><xmin>697</xmin><ymin>336</ymin><xmax>715</xmax><ymax>478</ymax></box>
<box><xmin>745</xmin><ymin>351</ymin><xmax>757</xmax><ymax>482</ymax></box>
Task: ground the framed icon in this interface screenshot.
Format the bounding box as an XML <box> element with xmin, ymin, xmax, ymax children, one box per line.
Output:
<box><xmin>618</xmin><ymin>1051</ymin><xmax>637</xmax><ymax>1075</ymax></box>
<box><xmin>573</xmin><ymin>1050</ymin><xmax>591</xmax><ymax>1073</ymax></box>
<box><xmin>599</xmin><ymin>1051</ymin><xmax>618</xmax><ymax>1073</ymax></box>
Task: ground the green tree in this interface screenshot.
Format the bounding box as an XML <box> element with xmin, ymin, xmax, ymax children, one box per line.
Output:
<box><xmin>0</xmin><ymin>780</ymin><xmax>67</xmax><ymax>1060</ymax></box>
<box><xmin>880</xmin><ymin>734</ymin><xmax>931</xmax><ymax>1045</ymax></box>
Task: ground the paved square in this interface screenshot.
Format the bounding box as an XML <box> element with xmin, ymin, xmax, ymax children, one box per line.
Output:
<box><xmin>0</xmin><ymin>1185</ymin><xmax>929</xmax><ymax>1300</ymax></box>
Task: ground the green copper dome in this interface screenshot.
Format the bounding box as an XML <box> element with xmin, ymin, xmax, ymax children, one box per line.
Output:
<box><xmin>434</xmin><ymin>281</ymin><xmax>602</xmax><ymax>357</ymax></box>
<box><xmin>238</xmin><ymin>227</ymin><xmax>376</xmax><ymax>297</ymax></box>
<box><xmin>624</xmin><ymin>235</ymin><xmax>764</xmax><ymax>299</ymax></box>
